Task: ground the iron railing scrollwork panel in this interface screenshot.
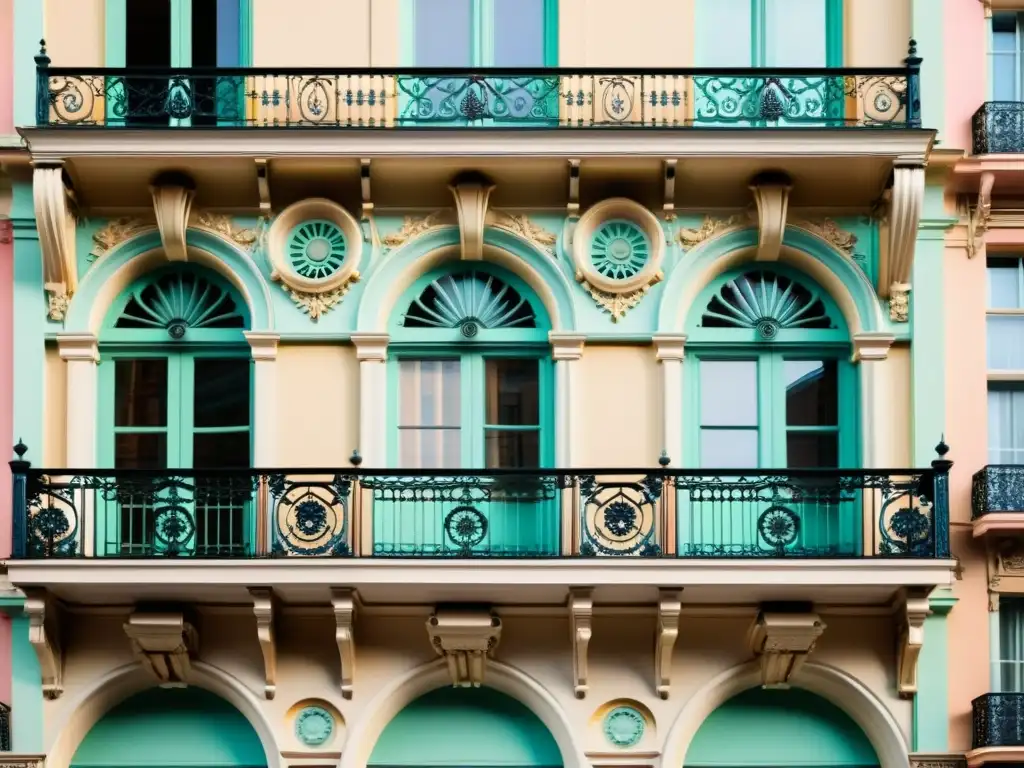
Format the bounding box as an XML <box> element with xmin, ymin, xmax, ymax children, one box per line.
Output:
<box><xmin>972</xmin><ymin>102</ymin><xmax>1024</xmax><ymax>154</ymax></box>
<box><xmin>973</xmin><ymin>693</ymin><xmax>1024</xmax><ymax>749</ymax></box>
<box><xmin>34</xmin><ymin>39</ymin><xmax>921</xmax><ymax>129</ymax></box>
<box><xmin>972</xmin><ymin>465</ymin><xmax>1024</xmax><ymax>519</ymax></box>
<box><xmin>0</xmin><ymin>702</ymin><xmax>10</xmax><ymax>751</ymax></box>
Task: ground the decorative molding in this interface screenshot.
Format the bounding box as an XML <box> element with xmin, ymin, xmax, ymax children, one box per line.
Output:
<box><xmin>331</xmin><ymin>588</ymin><xmax>356</xmax><ymax>699</ymax></box>
<box><xmin>250</xmin><ymin>588</ymin><xmax>277</xmax><ymax>700</ymax></box>
<box><xmin>489</xmin><ymin>210</ymin><xmax>557</xmax><ymax>256</ymax></box>
<box><xmin>549</xmin><ymin>332</ymin><xmax>586</xmax><ymax>361</ymax></box>
<box><xmin>282</xmin><ymin>282</ymin><xmax>360</xmax><ymax>321</ymax></box>
<box><xmin>792</xmin><ymin>218</ymin><xmax>858</xmax><ymax>259</ymax></box>
<box><xmin>351</xmin><ymin>332</ymin><xmax>390</xmax><ymax>362</ymax></box>
<box><xmin>244</xmin><ymin>331</ymin><xmax>280</xmax><ymax>362</ymax></box>
<box><xmin>577</xmin><ymin>280</ymin><xmax>659</xmax><ymax>323</ymax></box>
<box><xmin>24</xmin><ymin>589</ymin><xmax>62</xmax><ymax>699</ymax></box>
<box><xmin>747</xmin><ymin>610</ymin><xmax>825</xmax><ymax>688</ymax></box>
<box><xmin>910</xmin><ymin>755</ymin><xmax>967</xmax><ymax>768</ymax></box>
<box><xmin>450</xmin><ymin>174</ymin><xmax>495</xmax><ymax>261</ymax></box>
<box><xmin>295</xmin><ymin>705</ymin><xmax>335</xmax><ymax>747</ymax></box>
<box><xmin>255</xmin><ymin>158</ymin><xmax>271</xmax><ymax>216</ymax></box>
<box><xmin>33</xmin><ymin>164</ymin><xmax>77</xmax><ymax>321</ymax></box>
<box><xmin>851</xmin><ymin>332</ymin><xmax>896</xmax><ymax>363</ymax></box>
<box><xmin>150</xmin><ymin>174</ymin><xmax>196</xmax><ymax>263</ymax></box>
<box><xmin>880</xmin><ymin>165</ymin><xmax>925</xmax><ymax>299</ymax></box>
<box><xmin>890</xmin><ymin>286</ymin><xmax>910</xmax><ymax>323</ymax></box>
<box><xmin>569</xmin><ymin>587</ymin><xmax>593</xmax><ymax>699</ymax></box>
<box><xmin>0</xmin><ymin>757</ymin><xmax>46</xmax><ymax>768</ymax></box>
<box><xmin>653</xmin><ymin>333</ymin><xmax>687</xmax><ymax>362</ymax></box>
<box><xmin>896</xmin><ymin>589</ymin><xmax>932</xmax><ymax>696</ymax></box>
<box><xmin>966</xmin><ymin>171</ymin><xmax>995</xmax><ymax>260</ymax></box>
<box><xmin>123</xmin><ymin>611</ymin><xmax>198</xmax><ymax>686</ymax></box>
<box><xmin>192</xmin><ymin>210</ymin><xmax>261</xmax><ymax>251</ymax></box>
<box><xmin>655</xmin><ymin>588</ymin><xmax>683</xmax><ymax>699</ymax></box>
<box><xmin>979</xmin><ymin>0</ymin><xmax>992</xmax><ymax>19</ymax></box>
<box><xmin>380</xmin><ymin>211</ymin><xmax>450</xmax><ymax>251</ymax></box>
<box><xmin>603</xmin><ymin>706</ymin><xmax>646</xmax><ymax>748</ymax></box>
<box><xmin>426</xmin><ymin>607</ymin><xmax>502</xmax><ymax>687</ymax></box>
<box><xmin>678</xmin><ymin>213</ymin><xmax>750</xmax><ymax>250</ymax></box>
<box><xmin>90</xmin><ymin>217</ymin><xmax>153</xmax><ymax>261</ymax></box>
<box><xmin>567</xmin><ymin>159</ymin><xmax>581</xmax><ymax>217</ymax></box>
<box><xmin>0</xmin><ymin>219</ymin><xmax>12</xmax><ymax>245</ymax></box>
<box><xmin>750</xmin><ymin>172</ymin><xmax>792</xmax><ymax>262</ymax></box>
<box><xmin>663</xmin><ymin>159</ymin><xmax>678</xmax><ymax>220</ymax></box>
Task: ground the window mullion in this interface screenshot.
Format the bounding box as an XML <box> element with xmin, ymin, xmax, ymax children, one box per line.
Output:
<box><xmin>463</xmin><ymin>353</ymin><xmax>481</xmax><ymax>468</ymax></box>
<box><xmin>172</xmin><ymin>353</ymin><xmax>191</xmax><ymax>468</ymax></box>
<box><xmin>473</xmin><ymin>0</ymin><xmax>489</xmax><ymax>67</ymax></box>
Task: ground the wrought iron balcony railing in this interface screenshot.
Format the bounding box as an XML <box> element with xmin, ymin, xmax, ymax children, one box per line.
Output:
<box><xmin>973</xmin><ymin>102</ymin><xmax>1024</xmax><ymax>154</ymax></box>
<box><xmin>34</xmin><ymin>40</ymin><xmax>922</xmax><ymax>130</ymax></box>
<box><xmin>973</xmin><ymin>693</ymin><xmax>1024</xmax><ymax>749</ymax></box>
<box><xmin>0</xmin><ymin>703</ymin><xmax>9</xmax><ymax>751</ymax></box>
<box><xmin>972</xmin><ymin>465</ymin><xmax>1024</xmax><ymax>519</ymax></box>
<box><xmin>9</xmin><ymin>443</ymin><xmax>951</xmax><ymax>560</ymax></box>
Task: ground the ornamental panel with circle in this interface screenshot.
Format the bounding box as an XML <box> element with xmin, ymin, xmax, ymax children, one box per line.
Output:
<box><xmin>286</xmin><ymin>698</ymin><xmax>345</xmax><ymax>750</ymax></box>
<box><xmin>588</xmin><ymin>699</ymin><xmax>655</xmax><ymax>751</ymax></box>
<box><xmin>572</xmin><ymin>198</ymin><xmax>666</xmax><ymax>295</ymax></box>
<box><xmin>604</xmin><ymin>706</ymin><xmax>646</xmax><ymax>747</ymax></box>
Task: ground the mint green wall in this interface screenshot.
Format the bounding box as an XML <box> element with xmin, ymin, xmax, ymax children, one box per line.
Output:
<box><xmin>912</xmin><ymin>0</ymin><xmax>944</xmax><ymax>135</ymax></box>
<box><xmin>13</xmin><ymin>0</ymin><xmax>43</xmax><ymax>127</ymax></box>
<box><xmin>72</xmin><ymin>687</ymin><xmax>266</xmax><ymax>767</ymax></box>
<box><xmin>685</xmin><ymin>687</ymin><xmax>878</xmax><ymax>767</ymax></box>
<box><xmin>2</xmin><ymin>602</ymin><xmax>43</xmax><ymax>753</ymax></box>
<box><xmin>368</xmin><ymin>687</ymin><xmax>562</xmax><ymax>767</ymax></box>
<box><xmin>912</xmin><ymin>590</ymin><xmax>957</xmax><ymax>752</ymax></box>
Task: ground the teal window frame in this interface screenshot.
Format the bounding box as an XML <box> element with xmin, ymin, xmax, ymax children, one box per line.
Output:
<box><xmin>401</xmin><ymin>0</ymin><xmax>559</xmax><ymax>67</ymax></box>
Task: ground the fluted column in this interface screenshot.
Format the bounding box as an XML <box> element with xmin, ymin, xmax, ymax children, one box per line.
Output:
<box><xmin>549</xmin><ymin>334</ymin><xmax>586</xmax><ymax>469</ymax></box>
<box><xmin>352</xmin><ymin>333</ymin><xmax>390</xmax><ymax>468</ymax></box>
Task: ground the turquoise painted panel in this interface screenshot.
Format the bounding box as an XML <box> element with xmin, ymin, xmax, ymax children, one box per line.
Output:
<box><xmin>72</xmin><ymin>687</ymin><xmax>266</xmax><ymax>767</ymax></box>
<box><xmin>369</xmin><ymin>686</ymin><xmax>562</xmax><ymax>767</ymax></box>
<box><xmin>685</xmin><ymin>687</ymin><xmax>878</xmax><ymax>767</ymax></box>
<box><xmin>912</xmin><ymin>0</ymin><xmax>944</xmax><ymax>136</ymax></box>
<box><xmin>13</xmin><ymin>0</ymin><xmax>44</xmax><ymax>127</ymax></box>
<box><xmin>913</xmin><ymin>591</ymin><xmax>957</xmax><ymax>752</ymax></box>
<box><xmin>10</xmin><ymin>615</ymin><xmax>43</xmax><ymax>752</ymax></box>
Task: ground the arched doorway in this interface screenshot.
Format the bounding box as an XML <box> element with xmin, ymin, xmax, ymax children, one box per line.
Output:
<box><xmin>685</xmin><ymin>687</ymin><xmax>879</xmax><ymax>767</ymax></box>
<box><xmin>369</xmin><ymin>686</ymin><xmax>563</xmax><ymax>768</ymax></box>
<box><xmin>71</xmin><ymin>687</ymin><xmax>267</xmax><ymax>768</ymax></box>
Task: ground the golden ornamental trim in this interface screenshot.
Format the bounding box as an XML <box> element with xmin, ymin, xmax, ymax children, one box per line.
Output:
<box><xmin>577</xmin><ymin>271</ymin><xmax>663</xmax><ymax>322</ymax></box>
<box><xmin>678</xmin><ymin>214</ymin><xmax>749</xmax><ymax>250</ymax></box>
<box><xmin>282</xmin><ymin>273</ymin><xmax>361</xmax><ymax>321</ymax></box>
<box><xmin>889</xmin><ymin>287</ymin><xmax>909</xmax><ymax>323</ymax></box>
<box><xmin>792</xmin><ymin>218</ymin><xmax>858</xmax><ymax>259</ymax></box>
<box><xmin>381</xmin><ymin>212</ymin><xmax>449</xmax><ymax>251</ymax></box>
<box><xmin>192</xmin><ymin>211</ymin><xmax>261</xmax><ymax>251</ymax></box>
<box><xmin>90</xmin><ymin>217</ymin><xmax>154</xmax><ymax>261</ymax></box>
<box><xmin>489</xmin><ymin>211</ymin><xmax>557</xmax><ymax>256</ymax></box>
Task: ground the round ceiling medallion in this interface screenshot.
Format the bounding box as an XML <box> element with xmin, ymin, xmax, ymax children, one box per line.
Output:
<box><xmin>288</xmin><ymin>219</ymin><xmax>347</xmax><ymax>280</ymax></box>
<box><xmin>266</xmin><ymin>198</ymin><xmax>363</xmax><ymax>295</ymax></box>
<box><xmin>295</xmin><ymin>705</ymin><xmax>335</xmax><ymax>746</ymax></box>
<box><xmin>603</xmin><ymin>706</ymin><xmax>645</xmax><ymax>748</ymax></box>
<box><xmin>572</xmin><ymin>198</ymin><xmax>665</xmax><ymax>294</ymax></box>
<box><xmin>591</xmin><ymin>220</ymin><xmax>651</xmax><ymax>281</ymax></box>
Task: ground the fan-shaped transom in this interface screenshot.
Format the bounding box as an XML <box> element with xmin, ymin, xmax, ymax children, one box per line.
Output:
<box><xmin>288</xmin><ymin>219</ymin><xmax>347</xmax><ymax>280</ymax></box>
<box><xmin>113</xmin><ymin>269</ymin><xmax>246</xmax><ymax>338</ymax></box>
<box><xmin>591</xmin><ymin>220</ymin><xmax>651</xmax><ymax>281</ymax></box>
<box><xmin>401</xmin><ymin>270</ymin><xmax>537</xmax><ymax>336</ymax></box>
<box><xmin>700</xmin><ymin>269</ymin><xmax>834</xmax><ymax>339</ymax></box>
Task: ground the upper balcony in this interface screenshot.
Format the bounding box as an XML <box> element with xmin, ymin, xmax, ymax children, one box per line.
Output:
<box><xmin>969</xmin><ymin>693</ymin><xmax>1024</xmax><ymax>767</ymax></box>
<box><xmin>973</xmin><ymin>102</ymin><xmax>1024</xmax><ymax>154</ymax></box>
<box><xmin>971</xmin><ymin>465</ymin><xmax>1024</xmax><ymax>537</ymax></box>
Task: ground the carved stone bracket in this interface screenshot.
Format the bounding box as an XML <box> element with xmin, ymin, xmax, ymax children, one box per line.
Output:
<box><xmin>880</xmin><ymin>164</ymin><xmax>925</xmax><ymax>299</ymax></box>
<box><xmin>748</xmin><ymin>609</ymin><xmax>825</xmax><ymax>688</ymax></box>
<box><xmin>32</xmin><ymin>164</ymin><xmax>77</xmax><ymax>321</ymax></box>
<box><xmin>655</xmin><ymin>589</ymin><xmax>682</xmax><ymax>699</ymax></box>
<box><xmin>569</xmin><ymin>587</ymin><xmax>593</xmax><ymax>699</ymax></box>
<box><xmin>967</xmin><ymin>171</ymin><xmax>995</xmax><ymax>260</ymax></box>
<box><xmin>24</xmin><ymin>590</ymin><xmax>62</xmax><ymax>699</ymax></box>
<box><xmin>450</xmin><ymin>173</ymin><xmax>495</xmax><ymax>261</ymax></box>
<box><xmin>332</xmin><ymin>588</ymin><xmax>356</xmax><ymax>699</ymax></box>
<box><xmin>750</xmin><ymin>172</ymin><xmax>793</xmax><ymax>262</ymax></box>
<box><xmin>250</xmin><ymin>588</ymin><xmax>277</xmax><ymax>700</ymax></box>
<box><xmin>896</xmin><ymin>589</ymin><xmax>931</xmax><ymax>696</ymax></box>
<box><xmin>150</xmin><ymin>172</ymin><xmax>197</xmax><ymax>262</ymax></box>
<box><xmin>427</xmin><ymin>607</ymin><xmax>502</xmax><ymax>688</ymax></box>
<box><xmin>123</xmin><ymin>611</ymin><xmax>198</xmax><ymax>686</ymax></box>
<box><xmin>663</xmin><ymin>160</ymin><xmax>677</xmax><ymax>220</ymax></box>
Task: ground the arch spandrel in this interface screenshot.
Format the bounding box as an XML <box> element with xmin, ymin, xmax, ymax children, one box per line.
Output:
<box><xmin>657</xmin><ymin>226</ymin><xmax>884</xmax><ymax>338</ymax></box>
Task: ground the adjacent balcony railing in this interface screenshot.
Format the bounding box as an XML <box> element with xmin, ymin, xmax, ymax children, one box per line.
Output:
<box><xmin>34</xmin><ymin>41</ymin><xmax>922</xmax><ymax>130</ymax></box>
<box><xmin>973</xmin><ymin>102</ymin><xmax>1024</xmax><ymax>154</ymax></box>
<box><xmin>972</xmin><ymin>465</ymin><xmax>1024</xmax><ymax>519</ymax></box>
<box><xmin>973</xmin><ymin>693</ymin><xmax>1024</xmax><ymax>749</ymax></box>
<box><xmin>0</xmin><ymin>703</ymin><xmax>9</xmax><ymax>751</ymax></box>
<box><xmin>10</xmin><ymin>445</ymin><xmax>951</xmax><ymax>560</ymax></box>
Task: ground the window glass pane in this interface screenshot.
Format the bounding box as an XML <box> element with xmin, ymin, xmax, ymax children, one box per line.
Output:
<box><xmin>194</xmin><ymin>358</ymin><xmax>250</xmax><ymax>428</ymax></box>
<box><xmin>115</xmin><ymin>433</ymin><xmax>168</xmax><ymax>470</ymax></box>
<box><xmin>987</xmin><ymin>316</ymin><xmax>1024</xmax><ymax>369</ymax></box>
<box><xmin>493</xmin><ymin>0</ymin><xmax>546</xmax><ymax>66</ymax></box>
<box><xmin>1000</xmin><ymin>598</ymin><xmax>1024</xmax><ymax>692</ymax></box>
<box><xmin>399</xmin><ymin>428</ymin><xmax>462</xmax><ymax>469</ymax></box>
<box><xmin>414</xmin><ymin>0</ymin><xmax>472</xmax><ymax>66</ymax></box>
<box><xmin>765</xmin><ymin>0</ymin><xmax>827</xmax><ymax>67</ymax></box>
<box><xmin>988</xmin><ymin>259</ymin><xmax>1022</xmax><ymax>308</ymax></box>
<box><xmin>485</xmin><ymin>359</ymin><xmax>539</xmax><ymax>425</ymax></box>
<box><xmin>993</xmin><ymin>52</ymin><xmax>1019</xmax><ymax>101</ymax></box>
<box><xmin>785</xmin><ymin>360</ymin><xmax>838</xmax><ymax>426</ymax></box>
<box><xmin>485</xmin><ymin>430</ymin><xmax>540</xmax><ymax>468</ymax></box>
<box><xmin>786</xmin><ymin>432</ymin><xmax>838</xmax><ymax>468</ymax></box>
<box><xmin>700</xmin><ymin>429</ymin><xmax>758</xmax><ymax>468</ymax></box>
<box><xmin>193</xmin><ymin>431</ymin><xmax>250</xmax><ymax>469</ymax></box>
<box><xmin>700</xmin><ymin>360</ymin><xmax>758</xmax><ymax>426</ymax></box>
<box><xmin>115</xmin><ymin>359</ymin><xmax>168</xmax><ymax>427</ymax></box>
<box><xmin>988</xmin><ymin>385</ymin><xmax>1024</xmax><ymax>463</ymax></box>
<box><xmin>694</xmin><ymin>0</ymin><xmax>751</xmax><ymax>67</ymax></box>
<box><xmin>400</xmin><ymin>360</ymin><xmax>461</xmax><ymax>427</ymax></box>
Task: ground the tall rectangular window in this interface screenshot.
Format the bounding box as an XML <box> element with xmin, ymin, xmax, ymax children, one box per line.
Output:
<box><xmin>993</xmin><ymin>12</ymin><xmax>1024</xmax><ymax>101</ymax></box>
<box><xmin>695</xmin><ymin>0</ymin><xmax>839</xmax><ymax>67</ymax></box>
<box><xmin>410</xmin><ymin>0</ymin><xmax>554</xmax><ymax>66</ymax></box>
<box><xmin>784</xmin><ymin>359</ymin><xmax>839</xmax><ymax>468</ymax></box>
<box><xmin>699</xmin><ymin>359</ymin><xmax>759</xmax><ymax>469</ymax></box>
<box><xmin>1001</xmin><ymin>598</ymin><xmax>1024</xmax><ymax>691</ymax></box>
<box><xmin>987</xmin><ymin>257</ymin><xmax>1024</xmax><ymax>371</ymax></box>
<box><xmin>398</xmin><ymin>360</ymin><xmax>463</xmax><ymax>470</ymax></box>
<box><xmin>484</xmin><ymin>359</ymin><xmax>540</xmax><ymax>468</ymax></box>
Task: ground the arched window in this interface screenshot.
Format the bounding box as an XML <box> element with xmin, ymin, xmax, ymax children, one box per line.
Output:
<box><xmin>389</xmin><ymin>265</ymin><xmax>552</xmax><ymax>470</ymax></box>
<box><xmin>97</xmin><ymin>265</ymin><xmax>252</xmax><ymax>556</ymax></box>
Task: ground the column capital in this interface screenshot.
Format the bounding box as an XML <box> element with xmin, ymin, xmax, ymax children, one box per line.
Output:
<box><xmin>56</xmin><ymin>332</ymin><xmax>98</xmax><ymax>362</ymax></box>
<box><xmin>351</xmin><ymin>332</ymin><xmax>390</xmax><ymax>362</ymax></box>
<box><xmin>549</xmin><ymin>332</ymin><xmax>585</xmax><ymax>361</ymax></box>
<box><xmin>851</xmin><ymin>332</ymin><xmax>895</xmax><ymax>363</ymax></box>
<box><xmin>653</xmin><ymin>333</ymin><xmax>687</xmax><ymax>362</ymax></box>
<box><xmin>244</xmin><ymin>331</ymin><xmax>280</xmax><ymax>361</ymax></box>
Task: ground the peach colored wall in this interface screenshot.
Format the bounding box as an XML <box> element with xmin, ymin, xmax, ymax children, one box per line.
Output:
<box><xmin>943</xmin><ymin>0</ymin><xmax>986</xmax><ymax>152</ymax></box>
<box><xmin>846</xmin><ymin>0</ymin><xmax>911</xmax><ymax>67</ymax></box>
<box><xmin>0</xmin><ymin>0</ymin><xmax>12</xmax><ymax>136</ymax></box>
<box><xmin>254</xmin><ymin>0</ymin><xmax>393</xmax><ymax>68</ymax></box>
<box><xmin>43</xmin><ymin>0</ymin><xmax>103</xmax><ymax>67</ymax></box>
<box><xmin>944</xmin><ymin>226</ymin><xmax>991</xmax><ymax>752</ymax></box>
<box><xmin>0</xmin><ymin>218</ymin><xmax>11</xmax><ymax>706</ymax></box>
<box><xmin>573</xmin><ymin>0</ymin><xmax>693</xmax><ymax>67</ymax></box>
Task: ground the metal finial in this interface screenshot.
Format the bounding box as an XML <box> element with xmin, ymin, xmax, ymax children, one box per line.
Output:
<box><xmin>38</xmin><ymin>39</ymin><xmax>46</xmax><ymax>56</ymax></box>
<box><xmin>658</xmin><ymin>450</ymin><xmax>671</xmax><ymax>467</ymax></box>
<box><xmin>13</xmin><ymin>440</ymin><xmax>26</xmax><ymax>459</ymax></box>
<box><xmin>349</xmin><ymin>449</ymin><xmax>363</xmax><ymax>467</ymax></box>
<box><xmin>935</xmin><ymin>436</ymin><xmax>949</xmax><ymax>458</ymax></box>
<box><xmin>908</xmin><ymin>38</ymin><xmax>918</xmax><ymax>56</ymax></box>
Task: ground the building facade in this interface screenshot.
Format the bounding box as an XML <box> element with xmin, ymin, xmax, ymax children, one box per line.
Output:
<box><xmin>0</xmin><ymin>1</ymin><xmax>967</xmax><ymax>768</ymax></box>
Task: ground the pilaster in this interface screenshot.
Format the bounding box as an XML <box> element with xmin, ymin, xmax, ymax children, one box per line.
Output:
<box><xmin>57</xmin><ymin>333</ymin><xmax>99</xmax><ymax>557</ymax></box>
<box><xmin>549</xmin><ymin>333</ymin><xmax>585</xmax><ymax>469</ymax></box>
<box><xmin>245</xmin><ymin>332</ymin><xmax>280</xmax><ymax>468</ymax></box>
<box><xmin>352</xmin><ymin>333</ymin><xmax>390</xmax><ymax>468</ymax></box>
<box><xmin>653</xmin><ymin>334</ymin><xmax>686</xmax><ymax>467</ymax></box>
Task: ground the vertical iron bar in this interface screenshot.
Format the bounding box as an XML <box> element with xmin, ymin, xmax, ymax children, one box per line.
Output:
<box><xmin>35</xmin><ymin>40</ymin><xmax>50</xmax><ymax>126</ymax></box>
<box><xmin>931</xmin><ymin>440</ymin><xmax>953</xmax><ymax>558</ymax></box>
<box><xmin>9</xmin><ymin>443</ymin><xmax>30</xmax><ymax>559</ymax></box>
<box><xmin>904</xmin><ymin>38</ymin><xmax>922</xmax><ymax>129</ymax></box>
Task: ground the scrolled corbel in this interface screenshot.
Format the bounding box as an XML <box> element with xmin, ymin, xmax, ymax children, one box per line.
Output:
<box><xmin>150</xmin><ymin>171</ymin><xmax>196</xmax><ymax>262</ymax></box>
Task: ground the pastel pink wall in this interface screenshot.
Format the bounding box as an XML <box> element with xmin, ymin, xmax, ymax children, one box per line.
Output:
<box><xmin>944</xmin><ymin>0</ymin><xmax>986</xmax><ymax>151</ymax></box>
<box><xmin>0</xmin><ymin>0</ymin><xmax>12</xmax><ymax>136</ymax></box>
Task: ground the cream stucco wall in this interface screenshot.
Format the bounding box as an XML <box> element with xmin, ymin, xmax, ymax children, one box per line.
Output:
<box><xmin>44</xmin><ymin>0</ymin><xmax>104</xmax><ymax>67</ymax></box>
<box><xmin>44</xmin><ymin>344</ymin><xmax>66</xmax><ymax>469</ymax></box>
<box><xmin>889</xmin><ymin>345</ymin><xmax>912</xmax><ymax>468</ymax></box>
<box><xmin>275</xmin><ymin>344</ymin><xmax>359</xmax><ymax>467</ymax></box>
<box><xmin>44</xmin><ymin>607</ymin><xmax>911</xmax><ymax>768</ymax></box>
<box><xmin>563</xmin><ymin>0</ymin><xmax>693</xmax><ymax>68</ymax></box>
<box><xmin>576</xmin><ymin>346</ymin><xmax>660</xmax><ymax>467</ymax></box>
<box><xmin>845</xmin><ymin>0</ymin><xmax>910</xmax><ymax>67</ymax></box>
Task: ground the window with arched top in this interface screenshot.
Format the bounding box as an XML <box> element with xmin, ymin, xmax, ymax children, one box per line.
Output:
<box><xmin>97</xmin><ymin>265</ymin><xmax>252</xmax><ymax>556</ymax></box>
<box><xmin>389</xmin><ymin>266</ymin><xmax>552</xmax><ymax>471</ymax></box>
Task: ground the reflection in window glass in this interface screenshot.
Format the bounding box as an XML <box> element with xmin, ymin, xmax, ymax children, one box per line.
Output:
<box><xmin>700</xmin><ymin>360</ymin><xmax>757</xmax><ymax>426</ymax></box>
<box><xmin>493</xmin><ymin>0</ymin><xmax>546</xmax><ymax>66</ymax></box>
<box><xmin>764</xmin><ymin>0</ymin><xmax>827</xmax><ymax>67</ymax></box>
<box><xmin>784</xmin><ymin>360</ymin><xmax>838</xmax><ymax>426</ymax></box>
<box><xmin>485</xmin><ymin>359</ymin><xmax>541</xmax><ymax>468</ymax></box>
<box><xmin>414</xmin><ymin>0</ymin><xmax>472</xmax><ymax>66</ymax></box>
<box><xmin>398</xmin><ymin>360</ymin><xmax>462</xmax><ymax>469</ymax></box>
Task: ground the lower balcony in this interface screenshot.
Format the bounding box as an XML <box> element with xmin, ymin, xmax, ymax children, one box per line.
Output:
<box><xmin>973</xmin><ymin>102</ymin><xmax>1024</xmax><ymax>154</ymax></box>
<box><xmin>969</xmin><ymin>693</ymin><xmax>1024</xmax><ymax>767</ymax></box>
<box><xmin>972</xmin><ymin>466</ymin><xmax>1024</xmax><ymax>537</ymax></box>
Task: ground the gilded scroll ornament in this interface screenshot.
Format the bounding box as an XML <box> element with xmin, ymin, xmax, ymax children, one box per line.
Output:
<box><xmin>794</xmin><ymin>218</ymin><xmax>858</xmax><ymax>259</ymax></box>
<box><xmin>381</xmin><ymin>212</ymin><xmax>448</xmax><ymax>251</ymax></box>
<box><xmin>577</xmin><ymin>275</ymin><xmax>660</xmax><ymax>322</ymax></box>
<box><xmin>490</xmin><ymin>211</ymin><xmax>557</xmax><ymax>256</ymax></box>
<box><xmin>283</xmin><ymin>274</ymin><xmax>361</xmax><ymax>320</ymax></box>
<box><xmin>90</xmin><ymin>217</ymin><xmax>153</xmax><ymax>261</ymax></box>
<box><xmin>193</xmin><ymin>211</ymin><xmax>261</xmax><ymax>250</ymax></box>
<box><xmin>889</xmin><ymin>288</ymin><xmax>909</xmax><ymax>323</ymax></box>
<box><xmin>46</xmin><ymin>288</ymin><xmax>70</xmax><ymax>322</ymax></box>
<box><xmin>678</xmin><ymin>214</ymin><xmax>748</xmax><ymax>250</ymax></box>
